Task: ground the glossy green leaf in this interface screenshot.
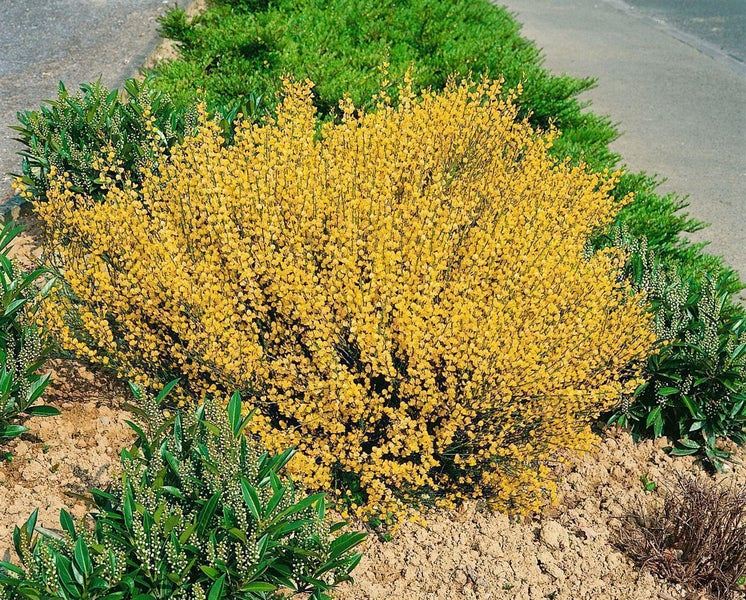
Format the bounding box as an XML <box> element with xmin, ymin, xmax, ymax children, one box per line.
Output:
<box><xmin>156</xmin><ymin>379</ymin><xmax>181</xmax><ymax>404</ymax></box>
<box><xmin>227</xmin><ymin>391</ymin><xmax>241</xmax><ymax>437</ymax></box>
<box><xmin>241</xmin><ymin>479</ymin><xmax>262</xmax><ymax>521</ymax></box>
<box><xmin>0</xmin><ymin>424</ymin><xmax>29</xmax><ymax>439</ymax></box>
<box><xmin>197</xmin><ymin>492</ymin><xmax>222</xmax><ymax>537</ymax></box>
<box><xmin>200</xmin><ymin>565</ymin><xmax>220</xmax><ymax>579</ymax></box>
<box><xmin>657</xmin><ymin>387</ymin><xmax>679</xmax><ymax>397</ymax></box>
<box><xmin>241</xmin><ymin>582</ymin><xmax>277</xmax><ymax>593</ymax></box>
<box><xmin>207</xmin><ymin>573</ymin><xmax>226</xmax><ymax>600</ymax></box>
<box><xmin>327</xmin><ymin>531</ymin><xmax>367</xmax><ymax>561</ymax></box>
<box><xmin>59</xmin><ymin>509</ymin><xmax>76</xmax><ymax>538</ymax></box>
<box><xmin>73</xmin><ymin>537</ymin><xmax>93</xmax><ymax>578</ymax></box>
<box><xmin>24</xmin><ymin>404</ymin><xmax>60</xmax><ymax>417</ymax></box>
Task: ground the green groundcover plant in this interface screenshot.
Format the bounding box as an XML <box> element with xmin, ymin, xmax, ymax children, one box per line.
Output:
<box><xmin>607</xmin><ymin>228</ymin><xmax>746</xmax><ymax>470</ymax></box>
<box><xmin>154</xmin><ymin>0</ymin><xmax>617</xmax><ymax>166</ymax></box>
<box><xmin>0</xmin><ymin>221</ymin><xmax>57</xmax><ymax>446</ymax></box>
<box><xmin>0</xmin><ymin>383</ymin><xmax>365</xmax><ymax>599</ymax></box>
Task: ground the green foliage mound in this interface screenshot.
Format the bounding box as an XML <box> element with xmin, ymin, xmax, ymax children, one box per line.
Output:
<box><xmin>0</xmin><ymin>384</ymin><xmax>365</xmax><ymax>599</ymax></box>
<box><xmin>153</xmin><ymin>0</ymin><xmax>617</xmax><ymax>167</ymax></box>
<box><xmin>0</xmin><ymin>222</ymin><xmax>57</xmax><ymax>446</ymax></box>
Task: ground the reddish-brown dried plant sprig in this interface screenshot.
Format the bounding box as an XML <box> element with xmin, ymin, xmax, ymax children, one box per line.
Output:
<box><xmin>615</xmin><ymin>473</ymin><xmax>746</xmax><ymax>599</ymax></box>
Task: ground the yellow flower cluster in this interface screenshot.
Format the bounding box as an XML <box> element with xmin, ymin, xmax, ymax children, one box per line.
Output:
<box><xmin>36</xmin><ymin>78</ymin><xmax>655</xmax><ymax>521</ymax></box>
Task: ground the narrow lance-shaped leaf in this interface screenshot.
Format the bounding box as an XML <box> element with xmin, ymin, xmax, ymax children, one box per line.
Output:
<box><xmin>207</xmin><ymin>573</ymin><xmax>226</xmax><ymax>600</ymax></box>
<box><xmin>73</xmin><ymin>537</ymin><xmax>93</xmax><ymax>579</ymax></box>
<box><xmin>197</xmin><ymin>492</ymin><xmax>222</xmax><ymax>537</ymax></box>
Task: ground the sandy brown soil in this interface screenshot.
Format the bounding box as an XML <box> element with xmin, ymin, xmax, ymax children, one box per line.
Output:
<box><xmin>335</xmin><ymin>429</ymin><xmax>746</xmax><ymax>600</ymax></box>
<box><xmin>1</xmin><ymin>211</ymin><xmax>134</xmax><ymax>563</ymax></box>
<box><xmin>0</xmin><ymin>361</ymin><xmax>134</xmax><ymax>563</ymax></box>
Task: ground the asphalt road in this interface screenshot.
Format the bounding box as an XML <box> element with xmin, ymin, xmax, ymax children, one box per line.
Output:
<box><xmin>0</xmin><ymin>0</ymin><xmax>174</xmax><ymax>203</ymax></box>
<box><xmin>623</xmin><ymin>0</ymin><xmax>746</xmax><ymax>65</ymax></box>
<box><xmin>499</xmin><ymin>0</ymin><xmax>746</xmax><ymax>283</ymax></box>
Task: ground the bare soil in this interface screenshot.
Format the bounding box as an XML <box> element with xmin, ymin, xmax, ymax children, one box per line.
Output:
<box><xmin>0</xmin><ymin>360</ymin><xmax>134</xmax><ymax>563</ymax></box>
<box><xmin>335</xmin><ymin>429</ymin><xmax>746</xmax><ymax>600</ymax></box>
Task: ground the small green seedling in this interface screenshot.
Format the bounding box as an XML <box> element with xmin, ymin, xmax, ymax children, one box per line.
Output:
<box><xmin>640</xmin><ymin>474</ymin><xmax>657</xmax><ymax>492</ymax></box>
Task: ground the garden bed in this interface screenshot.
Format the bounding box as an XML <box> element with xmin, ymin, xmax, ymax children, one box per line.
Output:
<box><xmin>3</xmin><ymin>0</ymin><xmax>746</xmax><ymax>597</ymax></box>
<box><xmin>3</xmin><ymin>213</ymin><xmax>735</xmax><ymax>598</ymax></box>
<box><xmin>1</xmin><ymin>208</ymin><xmax>742</xmax><ymax>595</ymax></box>
<box><xmin>2</xmin><ymin>358</ymin><xmax>744</xmax><ymax>598</ymax></box>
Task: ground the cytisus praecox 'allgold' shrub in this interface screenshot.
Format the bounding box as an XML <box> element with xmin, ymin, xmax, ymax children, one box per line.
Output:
<box><xmin>36</xmin><ymin>78</ymin><xmax>655</xmax><ymax>521</ymax></box>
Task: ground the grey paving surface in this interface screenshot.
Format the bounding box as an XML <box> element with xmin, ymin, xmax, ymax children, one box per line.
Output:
<box><xmin>0</xmin><ymin>0</ymin><xmax>175</xmax><ymax>203</ymax></box>
<box><xmin>623</xmin><ymin>0</ymin><xmax>746</xmax><ymax>64</ymax></box>
<box><xmin>498</xmin><ymin>0</ymin><xmax>746</xmax><ymax>282</ymax></box>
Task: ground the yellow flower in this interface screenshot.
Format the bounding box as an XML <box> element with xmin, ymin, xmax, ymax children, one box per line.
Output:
<box><xmin>37</xmin><ymin>77</ymin><xmax>655</xmax><ymax>523</ymax></box>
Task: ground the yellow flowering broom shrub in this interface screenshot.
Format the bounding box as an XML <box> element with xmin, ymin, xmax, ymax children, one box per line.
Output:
<box><xmin>36</xmin><ymin>78</ymin><xmax>655</xmax><ymax>521</ymax></box>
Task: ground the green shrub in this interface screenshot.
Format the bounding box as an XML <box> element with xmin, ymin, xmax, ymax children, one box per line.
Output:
<box><xmin>152</xmin><ymin>0</ymin><xmax>613</xmax><ymax>161</ymax></box>
<box><xmin>0</xmin><ymin>221</ymin><xmax>57</xmax><ymax>445</ymax></box>
<box><xmin>12</xmin><ymin>76</ymin><xmax>269</xmax><ymax>205</ymax></box>
<box><xmin>608</xmin><ymin>228</ymin><xmax>746</xmax><ymax>469</ymax></box>
<box><xmin>0</xmin><ymin>383</ymin><xmax>365</xmax><ymax>599</ymax></box>
<box><xmin>12</xmin><ymin>78</ymin><xmax>191</xmax><ymax>203</ymax></box>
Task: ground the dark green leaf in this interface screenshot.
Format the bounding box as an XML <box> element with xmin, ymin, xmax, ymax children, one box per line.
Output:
<box><xmin>327</xmin><ymin>531</ymin><xmax>367</xmax><ymax>561</ymax></box>
<box><xmin>197</xmin><ymin>492</ymin><xmax>222</xmax><ymax>537</ymax></box>
<box><xmin>227</xmin><ymin>391</ymin><xmax>242</xmax><ymax>437</ymax></box>
<box><xmin>227</xmin><ymin>527</ymin><xmax>247</xmax><ymax>543</ymax></box>
<box><xmin>657</xmin><ymin>387</ymin><xmax>679</xmax><ymax>397</ymax></box>
<box><xmin>179</xmin><ymin>522</ymin><xmax>197</xmax><ymax>545</ymax></box>
<box><xmin>200</xmin><ymin>565</ymin><xmax>220</xmax><ymax>579</ymax></box>
<box><xmin>161</xmin><ymin>485</ymin><xmax>184</xmax><ymax>499</ymax></box>
<box><xmin>156</xmin><ymin>379</ymin><xmax>181</xmax><ymax>404</ymax></box>
<box><xmin>73</xmin><ymin>537</ymin><xmax>93</xmax><ymax>578</ymax></box>
<box><xmin>59</xmin><ymin>509</ymin><xmax>76</xmax><ymax>538</ymax></box>
<box><xmin>241</xmin><ymin>479</ymin><xmax>262</xmax><ymax>521</ymax></box>
<box><xmin>24</xmin><ymin>404</ymin><xmax>60</xmax><ymax>417</ymax></box>
<box><xmin>671</xmin><ymin>446</ymin><xmax>700</xmax><ymax>458</ymax></box>
<box><xmin>0</xmin><ymin>425</ymin><xmax>29</xmax><ymax>440</ymax></box>
<box><xmin>678</xmin><ymin>438</ymin><xmax>702</xmax><ymax>449</ymax></box>
<box><xmin>173</xmin><ymin>412</ymin><xmax>183</xmax><ymax>454</ymax></box>
<box><xmin>208</xmin><ymin>574</ymin><xmax>226</xmax><ymax>600</ymax></box>
<box><xmin>241</xmin><ymin>582</ymin><xmax>277</xmax><ymax>593</ymax></box>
